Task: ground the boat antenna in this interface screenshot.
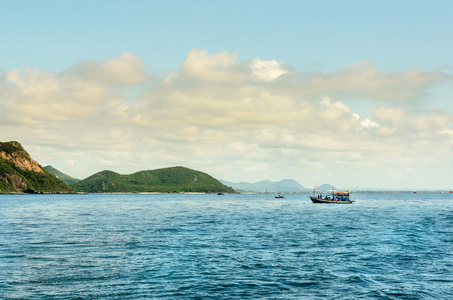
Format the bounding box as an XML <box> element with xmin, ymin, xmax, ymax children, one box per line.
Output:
<box><xmin>351</xmin><ymin>186</ymin><xmax>359</xmax><ymax>198</ymax></box>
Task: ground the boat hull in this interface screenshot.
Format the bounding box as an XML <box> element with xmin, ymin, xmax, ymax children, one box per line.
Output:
<box><xmin>310</xmin><ymin>196</ymin><xmax>354</xmax><ymax>204</ymax></box>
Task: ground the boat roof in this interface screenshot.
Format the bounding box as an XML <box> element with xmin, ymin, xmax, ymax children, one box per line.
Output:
<box><xmin>335</xmin><ymin>192</ymin><xmax>349</xmax><ymax>195</ymax></box>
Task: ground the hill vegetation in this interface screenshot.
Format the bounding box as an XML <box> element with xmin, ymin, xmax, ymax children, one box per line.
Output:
<box><xmin>0</xmin><ymin>141</ymin><xmax>72</xmax><ymax>193</ymax></box>
<box><xmin>71</xmin><ymin>166</ymin><xmax>235</xmax><ymax>193</ymax></box>
<box><xmin>44</xmin><ymin>165</ymin><xmax>80</xmax><ymax>185</ymax></box>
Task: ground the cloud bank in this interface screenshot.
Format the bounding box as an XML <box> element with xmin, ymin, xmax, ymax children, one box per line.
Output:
<box><xmin>1</xmin><ymin>49</ymin><xmax>452</xmax><ymax>189</ymax></box>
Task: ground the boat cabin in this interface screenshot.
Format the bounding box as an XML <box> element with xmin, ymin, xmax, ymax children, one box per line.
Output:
<box><xmin>310</xmin><ymin>189</ymin><xmax>354</xmax><ymax>204</ymax></box>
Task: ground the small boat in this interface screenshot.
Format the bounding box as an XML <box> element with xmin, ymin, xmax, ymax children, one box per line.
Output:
<box><xmin>275</xmin><ymin>194</ymin><xmax>285</xmax><ymax>198</ymax></box>
<box><xmin>217</xmin><ymin>192</ymin><xmax>224</xmax><ymax>195</ymax></box>
<box><xmin>309</xmin><ymin>188</ymin><xmax>354</xmax><ymax>204</ymax></box>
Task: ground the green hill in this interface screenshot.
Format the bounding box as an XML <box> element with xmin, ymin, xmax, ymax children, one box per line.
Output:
<box><xmin>71</xmin><ymin>166</ymin><xmax>236</xmax><ymax>193</ymax></box>
<box><xmin>44</xmin><ymin>165</ymin><xmax>80</xmax><ymax>185</ymax></box>
<box><xmin>0</xmin><ymin>141</ymin><xmax>72</xmax><ymax>193</ymax></box>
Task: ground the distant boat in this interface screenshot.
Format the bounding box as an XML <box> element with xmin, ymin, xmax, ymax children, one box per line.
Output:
<box><xmin>310</xmin><ymin>188</ymin><xmax>354</xmax><ymax>204</ymax></box>
<box><xmin>217</xmin><ymin>192</ymin><xmax>224</xmax><ymax>195</ymax></box>
<box><xmin>275</xmin><ymin>193</ymin><xmax>285</xmax><ymax>199</ymax></box>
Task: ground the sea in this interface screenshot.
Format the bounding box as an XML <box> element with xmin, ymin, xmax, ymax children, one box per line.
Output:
<box><xmin>1</xmin><ymin>192</ymin><xmax>452</xmax><ymax>299</ymax></box>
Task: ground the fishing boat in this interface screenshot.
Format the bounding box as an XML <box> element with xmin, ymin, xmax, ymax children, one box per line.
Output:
<box><xmin>309</xmin><ymin>188</ymin><xmax>354</xmax><ymax>204</ymax></box>
<box><xmin>275</xmin><ymin>193</ymin><xmax>285</xmax><ymax>199</ymax></box>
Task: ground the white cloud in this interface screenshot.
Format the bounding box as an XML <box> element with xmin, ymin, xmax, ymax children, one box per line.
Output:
<box><xmin>1</xmin><ymin>49</ymin><xmax>452</xmax><ymax>189</ymax></box>
<box><xmin>320</xmin><ymin>96</ymin><xmax>351</xmax><ymax>113</ymax></box>
<box><xmin>178</xmin><ymin>49</ymin><xmax>244</xmax><ymax>83</ymax></box>
<box><xmin>409</xmin><ymin>112</ymin><xmax>451</xmax><ymax>130</ymax></box>
<box><xmin>1</xmin><ymin>69</ymin><xmax>110</xmax><ymax>124</ymax></box>
<box><xmin>250</xmin><ymin>59</ymin><xmax>288</xmax><ymax>82</ymax></box>
<box><xmin>67</xmin><ymin>53</ymin><xmax>149</xmax><ymax>86</ymax></box>
<box><xmin>360</xmin><ymin>118</ymin><xmax>380</xmax><ymax>128</ymax></box>
<box><xmin>373</xmin><ymin>106</ymin><xmax>406</xmax><ymax>124</ymax></box>
<box><xmin>6</xmin><ymin>69</ymin><xmax>60</xmax><ymax>95</ymax></box>
<box><xmin>299</xmin><ymin>60</ymin><xmax>447</xmax><ymax>103</ymax></box>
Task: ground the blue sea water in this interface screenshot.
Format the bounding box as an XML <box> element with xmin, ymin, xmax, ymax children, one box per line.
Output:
<box><xmin>1</xmin><ymin>193</ymin><xmax>452</xmax><ymax>299</ymax></box>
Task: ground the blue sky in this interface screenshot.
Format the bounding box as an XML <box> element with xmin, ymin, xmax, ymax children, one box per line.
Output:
<box><xmin>3</xmin><ymin>1</ymin><xmax>452</xmax><ymax>73</ymax></box>
<box><xmin>1</xmin><ymin>1</ymin><xmax>452</xmax><ymax>189</ymax></box>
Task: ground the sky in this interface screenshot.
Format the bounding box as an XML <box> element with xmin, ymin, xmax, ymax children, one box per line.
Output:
<box><xmin>1</xmin><ymin>0</ymin><xmax>452</xmax><ymax>190</ymax></box>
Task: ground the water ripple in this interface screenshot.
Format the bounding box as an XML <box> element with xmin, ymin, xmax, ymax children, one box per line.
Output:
<box><xmin>1</xmin><ymin>193</ymin><xmax>453</xmax><ymax>299</ymax></box>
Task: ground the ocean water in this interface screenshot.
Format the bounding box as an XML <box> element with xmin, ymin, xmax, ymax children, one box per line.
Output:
<box><xmin>1</xmin><ymin>193</ymin><xmax>452</xmax><ymax>299</ymax></box>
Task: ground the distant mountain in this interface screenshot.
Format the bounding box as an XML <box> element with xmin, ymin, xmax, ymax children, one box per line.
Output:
<box><xmin>220</xmin><ymin>179</ymin><xmax>309</xmax><ymax>192</ymax></box>
<box><xmin>44</xmin><ymin>165</ymin><xmax>80</xmax><ymax>185</ymax></box>
<box><xmin>71</xmin><ymin>166</ymin><xmax>236</xmax><ymax>193</ymax></box>
<box><xmin>0</xmin><ymin>141</ymin><xmax>72</xmax><ymax>193</ymax></box>
<box><xmin>315</xmin><ymin>184</ymin><xmax>337</xmax><ymax>191</ymax></box>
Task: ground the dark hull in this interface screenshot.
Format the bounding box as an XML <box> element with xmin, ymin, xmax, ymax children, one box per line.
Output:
<box><xmin>310</xmin><ymin>196</ymin><xmax>354</xmax><ymax>204</ymax></box>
